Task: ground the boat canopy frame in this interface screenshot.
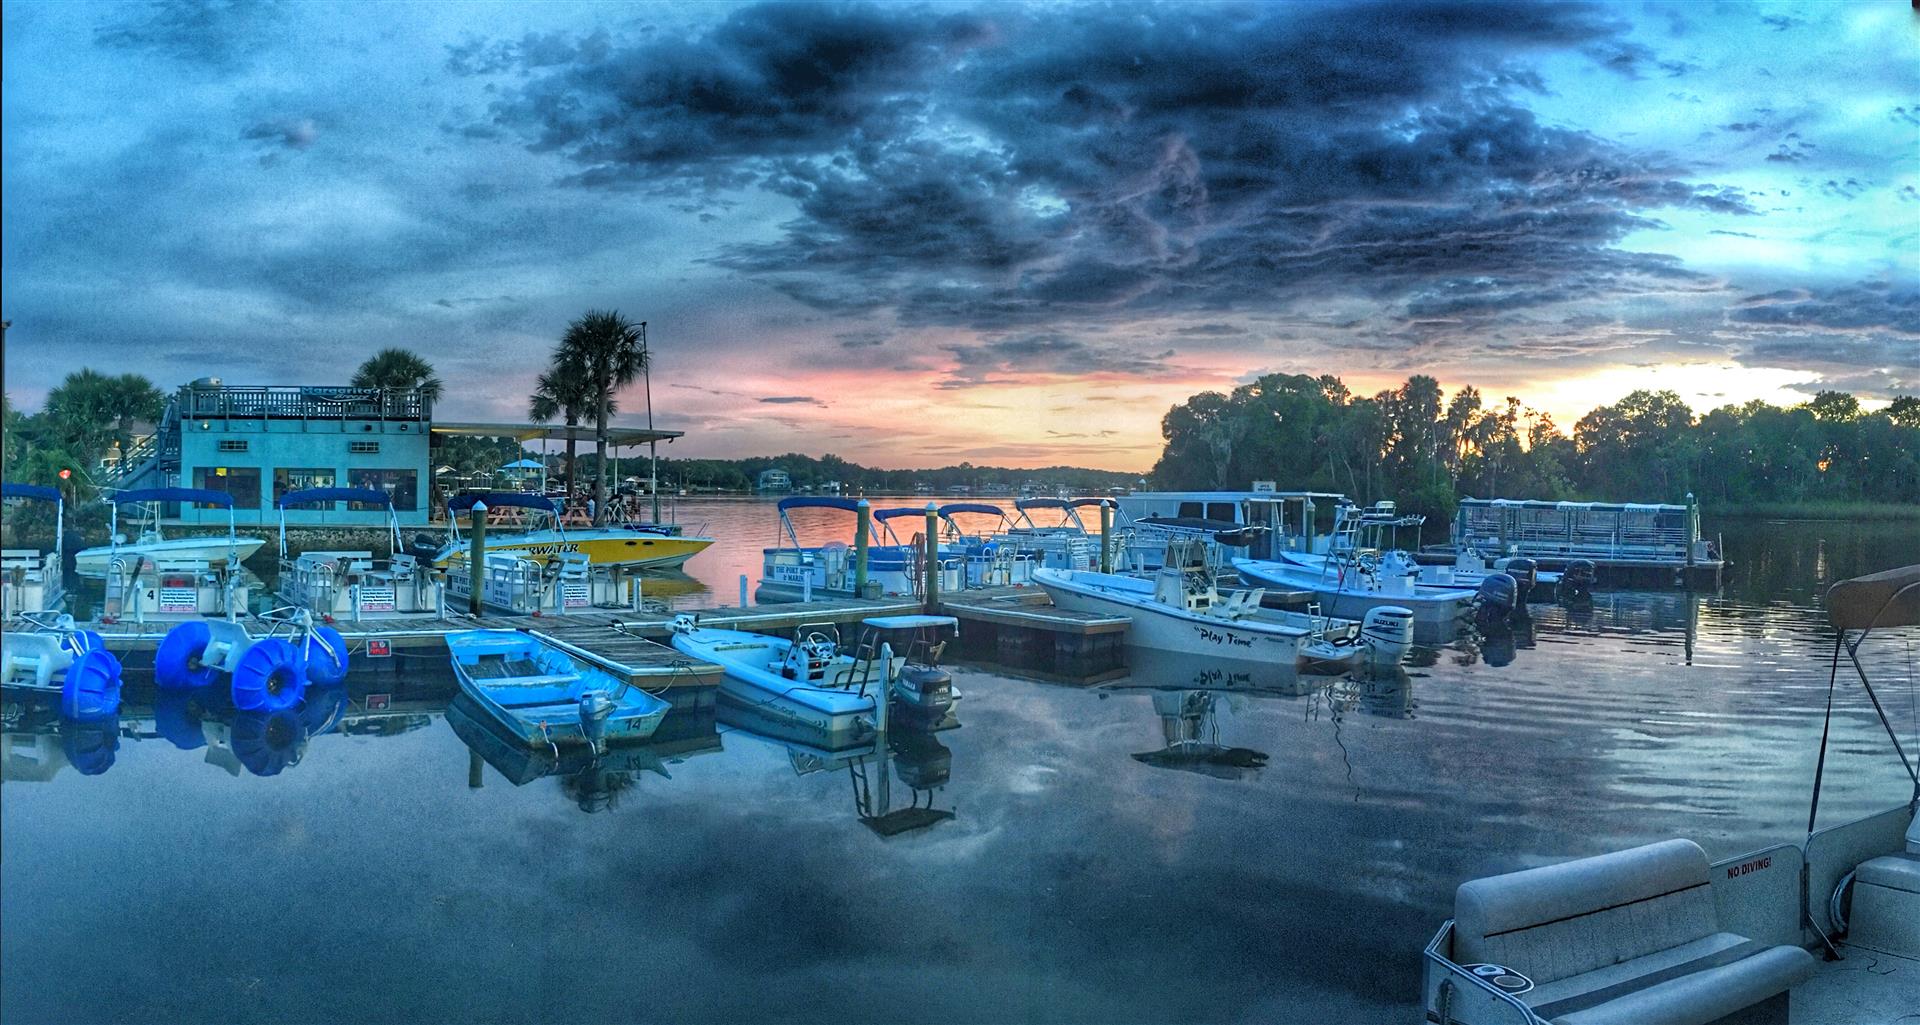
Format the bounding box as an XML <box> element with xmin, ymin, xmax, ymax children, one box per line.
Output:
<box><xmin>1807</xmin><ymin>564</ymin><xmax>1920</xmax><ymax>847</ymax></box>
<box><xmin>445</xmin><ymin>490</ymin><xmax>568</xmax><ymax>549</ymax></box>
<box><xmin>105</xmin><ymin>486</ymin><xmax>239</xmax><ymax>565</ymax></box>
<box><xmin>277</xmin><ymin>487</ymin><xmax>403</xmax><ymax>558</ymax></box>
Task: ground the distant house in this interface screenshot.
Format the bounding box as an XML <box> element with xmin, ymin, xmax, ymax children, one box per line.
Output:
<box><xmin>756</xmin><ymin>468</ymin><xmax>792</xmax><ymax>492</ymax></box>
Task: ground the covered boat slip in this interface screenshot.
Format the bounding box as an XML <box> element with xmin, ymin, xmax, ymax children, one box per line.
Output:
<box><xmin>1423</xmin><ymin>563</ymin><xmax>1920</xmax><ymax>1024</ymax></box>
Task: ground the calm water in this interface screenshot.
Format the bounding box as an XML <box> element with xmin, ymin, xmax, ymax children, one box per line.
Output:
<box><xmin>5</xmin><ymin>505</ymin><xmax>1919</xmax><ymax>1024</ymax></box>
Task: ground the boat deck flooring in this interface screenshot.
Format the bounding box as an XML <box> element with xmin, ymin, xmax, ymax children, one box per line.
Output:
<box><xmin>1792</xmin><ymin>944</ymin><xmax>1920</xmax><ymax>1023</ymax></box>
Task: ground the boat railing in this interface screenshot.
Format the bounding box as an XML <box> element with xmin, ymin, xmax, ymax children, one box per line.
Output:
<box><xmin>180</xmin><ymin>383</ymin><xmax>430</xmax><ymax>422</ymax></box>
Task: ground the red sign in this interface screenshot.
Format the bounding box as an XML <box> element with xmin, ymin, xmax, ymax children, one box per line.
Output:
<box><xmin>366</xmin><ymin>639</ymin><xmax>392</xmax><ymax>658</ymax></box>
<box><xmin>366</xmin><ymin>693</ymin><xmax>392</xmax><ymax>711</ymax></box>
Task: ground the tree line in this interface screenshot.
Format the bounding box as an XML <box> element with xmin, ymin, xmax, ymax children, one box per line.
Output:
<box><xmin>1150</xmin><ymin>373</ymin><xmax>1920</xmax><ymax>520</ymax></box>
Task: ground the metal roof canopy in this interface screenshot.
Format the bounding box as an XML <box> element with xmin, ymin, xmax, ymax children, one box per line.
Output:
<box><xmin>429</xmin><ymin>421</ymin><xmax>683</xmax><ymax>447</ymax></box>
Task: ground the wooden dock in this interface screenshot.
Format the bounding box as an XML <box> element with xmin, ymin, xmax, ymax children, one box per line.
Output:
<box><xmin>68</xmin><ymin>583</ymin><xmax>1136</xmax><ymax>688</ymax></box>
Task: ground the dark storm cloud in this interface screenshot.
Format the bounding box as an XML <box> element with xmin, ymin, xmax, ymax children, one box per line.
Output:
<box><xmin>941</xmin><ymin>334</ymin><xmax>1177</xmax><ymax>387</ymax></box>
<box><xmin>470</xmin><ymin>1</ymin><xmax>1754</xmax><ymax>348</ymax></box>
<box><xmin>1728</xmin><ymin>279</ymin><xmax>1920</xmax><ymax>337</ymax></box>
<box><xmin>95</xmin><ymin>0</ymin><xmax>287</xmax><ymax>69</ymax></box>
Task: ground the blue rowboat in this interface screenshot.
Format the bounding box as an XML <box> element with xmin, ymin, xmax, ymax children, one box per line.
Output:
<box><xmin>444</xmin><ymin>630</ymin><xmax>670</xmax><ymax>749</ymax></box>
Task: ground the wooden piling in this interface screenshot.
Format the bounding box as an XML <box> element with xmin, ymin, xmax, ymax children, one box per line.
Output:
<box><xmin>855</xmin><ymin>499</ymin><xmax>871</xmax><ymax>598</ymax></box>
<box><xmin>467</xmin><ymin>500</ymin><xmax>487</xmax><ymax>615</ymax></box>
<box><xmin>923</xmin><ymin>503</ymin><xmax>940</xmax><ymax>604</ymax></box>
<box><xmin>1099</xmin><ymin>499</ymin><xmax>1113</xmax><ymax>574</ymax></box>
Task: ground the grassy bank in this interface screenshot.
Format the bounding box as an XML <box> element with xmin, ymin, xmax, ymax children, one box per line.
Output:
<box><xmin>1708</xmin><ymin>501</ymin><xmax>1920</xmax><ymax>522</ymax></box>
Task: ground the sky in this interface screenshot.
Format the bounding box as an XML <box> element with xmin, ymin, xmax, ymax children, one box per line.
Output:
<box><xmin>2</xmin><ymin>1</ymin><xmax>1915</xmax><ymax>471</ymax></box>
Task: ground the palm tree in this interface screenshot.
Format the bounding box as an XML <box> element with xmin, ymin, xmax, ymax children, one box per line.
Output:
<box><xmin>527</xmin><ymin>364</ymin><xmax>605</xmax><ymax>495</ymax></box>
<box><xmin>351</xmin><ymin>348</ymin><xmax>443</xmax><ymax>408</ymax></box>
<box><xmin>43</xmin><ymin>369</ymin><xmax>165</xmax><ymax>466</ymax></box>
<box><xmin>556</xmin><ymin>310</ymin><xmax>646</xmax><ymax>523</ymax></box>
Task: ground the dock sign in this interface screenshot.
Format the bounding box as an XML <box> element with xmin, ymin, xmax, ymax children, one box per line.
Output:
<box><xmin>366</xmin><ymin>693</ymin><xmax>391</xmax><ymax>711</ymax></box>
<box><xmin>366</xmin><ymin>638</ymin><xmax>392</xmax><ymax>658</ymax></box>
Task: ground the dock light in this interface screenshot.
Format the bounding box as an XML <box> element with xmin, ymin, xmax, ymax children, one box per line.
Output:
<box><xmin>58</xmin><ymin>469</ymin><xmax>71</xmax><ymax>480</ymax></box>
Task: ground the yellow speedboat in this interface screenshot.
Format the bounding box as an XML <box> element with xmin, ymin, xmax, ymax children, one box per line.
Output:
<box><xmin>419</xmin><ymin>493</ymin><xmax>712</xmax><ymax>571</ymax></box>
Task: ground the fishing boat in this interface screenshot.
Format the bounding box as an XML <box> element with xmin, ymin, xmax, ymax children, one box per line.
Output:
<box><xmin>74</xmin><ymin>487</ymin><xmax>265</xmax><ymax>578</ymax></box>
<box><xmin>756</xmin><ymin>496</ymin><xmax>962</xmax><ymax>603</ymax></box>
<box><xmin>668</xmin><ymin>615</ymin><xmax>895</xmax><ymax>745</ymax></box>
<box><xmin>1034</xmin><ymin>541</ymin><xmax>1407</xmax><ymax>671</ymax></box>
<box><xmin>444</xmin><ymin>629</ymin><xmax>671</xmax><ymax>750</ymax></box>
<box><xmin>81</xmin><ymin>488</ymin><xmax>254</xmax><ymax>621</ymax></box>
<box><xmin>1420</xmin><ymin>563</ymin><xmax>1920</xmax><ymax>1023</ymax></box>
<box><xmin>2</xmin><ymin>482</ymin><xmax>66</xmax><ymax>620</ymax></box>
<box><xmin>1234</xmin><ymin>552</ymin><xmax>1474</xmax><ymax>645</ymax></box>
<box><xmin>275</xmin><ymin>487</ymin><xmax>441</xmax><ymax>619</ymax></box>
<box><xmin>1276</xmin><ymin>501</ymin><xmax>1561</xmax><ymax>598</ymax></box>
<box><xmin>414</xmin><ymin>492</ymin><xmax>712</xmax><ymax>572</ymax></box>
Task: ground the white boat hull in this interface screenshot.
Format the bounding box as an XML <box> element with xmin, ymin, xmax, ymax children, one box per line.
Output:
<box><xmin>1035</xmin><ymin>569</ymin><xmax>1311</xmax><ymax>665</ymax></box>
<box><xmin>1234</xmin><ymin>558</ymin><xmax>1469</xmax><ymax>643</ymax></box>
<box><xmin>74</xmin><ymin>537</ymin><xmax>264</xmax><ymax>578</ymax></box>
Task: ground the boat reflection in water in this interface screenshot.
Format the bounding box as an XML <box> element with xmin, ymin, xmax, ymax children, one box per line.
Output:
<box><xmin>2</xmin><ymin>682</ymin><xmax>433</xmax><ymax>780</ymax></box>
<box><xmin>719</xmin><ymin>701</ymin><xmax>958</xmax><ymax>837</ymax></box>
<box><xmin>447</xmin><ymin>694</ymin><xmax>723</xmax><ymax>813</ymax></box>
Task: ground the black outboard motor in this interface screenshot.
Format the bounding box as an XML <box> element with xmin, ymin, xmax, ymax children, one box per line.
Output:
<box><xmin>1474</xmin><ymin>572</ymin><xmax>1519</xmax><ymax>637</ymax></box>
<box><xmin>405</xmin><ymin>532</ymin><xmax>446</xmax><ymax>563</ymax></box>
<box><xmin>1562</xmin><ymin>559</ymin><xmax>1598</xmax><ymax>603</ymax></box>
<box><xmin>1503</xmin><ymin>557</ymin><xmax>1539</xmax><ymax>603</ymax></box>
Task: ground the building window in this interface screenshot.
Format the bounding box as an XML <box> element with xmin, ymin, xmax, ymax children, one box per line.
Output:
<box><xmin>273</xmin><ymin>468</ymin><xmax>336</xmax><ymax>504</ymax></box>
<box><xmin>194</xmin><ymin>466</ymin><xmax>263</xmax><ymax>508</ymax></box>
<box><xmin>349</xmin><ymin>468</ymin><xmax>417</xmax><ymax>511</ymax></box>
<box><xmin>349</xmin><ymin>441</ymin><xmax>381</xmax><ymax>454</ymax></box>
<box><xmin>217</xmin><ymin>439</ymin><xmax>249</xmax><ymax>452</ymax></box>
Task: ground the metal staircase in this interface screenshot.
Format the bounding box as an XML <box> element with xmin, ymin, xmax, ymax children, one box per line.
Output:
<box><xmin>94</xmin><ymin>399</ymin><xmax>180</xmax><ymax>491</ymax></box>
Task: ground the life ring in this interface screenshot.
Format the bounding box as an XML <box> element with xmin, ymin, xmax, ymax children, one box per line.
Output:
<box><xmin>155</xmin><ymin>621</ymin><xmax>220</xmax><ymax>690</ymax></box>
<box><xmin>302</xmin><ymin>626</ymin><xmax>350</xmax><ymax>685</ymax></box>
<box><xmin>60</xmin><ymin>649</ymin><xmax>124</xmax><ymax>721</ymax></box>
<box><xmin>231</xmin><ymin>638</ymin><xmax>306</xmax><ymax>713</ymax></box>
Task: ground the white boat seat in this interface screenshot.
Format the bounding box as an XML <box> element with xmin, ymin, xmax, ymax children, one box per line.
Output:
<box><xmin>1454</xmin><ymin>839</ymin><xmax>1815</xmax><ymax>1025</ymax></box>
<box><xmin>1854</xmin><ymin>852</ymin><xmax>1920</xmax><ymax>894</ymax></box>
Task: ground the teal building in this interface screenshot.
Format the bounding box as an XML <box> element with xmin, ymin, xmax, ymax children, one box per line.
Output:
<box><xmin>130</xmin><ymin>382</ymin><xmax>434</xmax><ymax>526</ymax></box>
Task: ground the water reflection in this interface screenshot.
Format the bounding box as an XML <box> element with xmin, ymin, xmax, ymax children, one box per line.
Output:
<box><xmin>447</xmin><ymin>693</ymin><xmax>723</xmax><ymax>812</ymax></box>
<box><xmin>720</xmin><ymin>702</ymin><xmax>959</xmax><ymax>836</ymax></box>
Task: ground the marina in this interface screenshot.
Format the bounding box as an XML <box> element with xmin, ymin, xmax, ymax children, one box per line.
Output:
<box><xmin>5</xmin><ymin>516</ymin><xmax>1915</xmax><ymax>1023</ymax></box>
<box><xmin>5</xmin><ymin>5</ymin><xmax>1916</xmax><ymax>1019</ymax></box>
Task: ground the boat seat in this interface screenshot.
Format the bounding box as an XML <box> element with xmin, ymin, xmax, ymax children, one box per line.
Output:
<box><xmin>1847</xmin><ymin>811</ymin><xmax>1920</xmax><ymax>958</ymax></box>
<box><xmin>1454</xmin><ymin>839</ymin><xmax>1815</xmax><ymax>1025</ymax></box>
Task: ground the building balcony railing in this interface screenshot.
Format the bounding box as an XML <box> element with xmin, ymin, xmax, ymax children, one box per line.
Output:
<box><xmin>179</xmin><ymin>384</ymin><xmax>432</xmax><ymax>422</ymax></box>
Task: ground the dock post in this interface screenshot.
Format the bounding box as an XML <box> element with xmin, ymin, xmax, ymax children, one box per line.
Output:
<box><xmin>739</xmin><ymin>574</ymin><xmax>749</xmax><ymax>608</ymax></box>
<box><xmin>632</xmin><ymin>573</ymin><xmax>643</xmax><ymax>612</ymax></box>
<box><xmin>924</xmin><ymin>503</ymin><xmax>940</xmax><ymax>608</ymax></box>
<box><xmin>803</xmin><ymin>574</ymin><xmax>812</xmax><ymax>602</ymax></box>
<box><xmin>1100</xmin><ymin>500</ymin><xmax>1113</xmax><ymax>574</ymax></box>
<box><xmin>351</xmin><ymin>584</ymin><xmax>362</xmax><ymax>625</ymax></box>
<box><xmin>854</xmin><ymin>499</ymin><xmax>871</xmax><ymax>597</ymax></box>
<box><xmin>467</xmin><ymin>500</ymin><xmax>488</xmax><ymax>616</ymax></box>
<box><xmin>1685</xmin><ymin>492</ymin><xmax>1697</xmax><ymax>568</ymax></box>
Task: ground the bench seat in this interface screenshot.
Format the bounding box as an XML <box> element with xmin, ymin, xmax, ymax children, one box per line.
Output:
<box><xmin>1454</xmin><ymin>840</ymin><xmax>1814</xmax><ymax>1025</ymax></box>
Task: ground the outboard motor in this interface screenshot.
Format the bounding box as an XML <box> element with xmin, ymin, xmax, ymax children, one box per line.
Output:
<box><xmin>1502</xmin><ymin>557</ymin><xmax>1539</xmax><ymax>603</ymax></box>
<box><xmin>1474</xmin><ymin>572</ymin><xmax>1518</xmax><ymax>630</ymax></box>
<box><xmin>578</xmin><ymin>691</ymin><xmax>615</xmax><ymax>752</ymax></box>
<box><xmin>1562</xmin><ymin>559</ymin><xmax>1598</xmax><ymax>603</ymax></box>
<box><xmin>1361</xmin><ymin>606</ymin><xmax>1415</xmax><ymax>671</ymax></box>
<box><xmin>405</xmin><ymin>532</ymin><xmax>446</xmax><ymax>562</ymax></box>
<box><xmin>893</xmin><ymin>664</ymin><xmax>955</xmax><ymax>717</ymax></box>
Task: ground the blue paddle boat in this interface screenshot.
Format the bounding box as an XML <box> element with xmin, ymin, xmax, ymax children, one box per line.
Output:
<box><xmin>444</xmin><ymin>630</ymin><xmax>671</xmax><ymax>750</ymax></box>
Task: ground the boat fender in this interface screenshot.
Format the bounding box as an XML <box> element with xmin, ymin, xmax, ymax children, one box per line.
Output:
<box><xmin>231</xmin><ymin>638</ymin><xmax>307</xmax><ymax>713</ymax></box>
<box><xmin>155</xmin><ymin>620</ymin><xmax>222</xmax><ymax>690</ymax></box>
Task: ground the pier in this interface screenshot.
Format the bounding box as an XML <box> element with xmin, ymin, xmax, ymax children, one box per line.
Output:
<box><xmin>72</xmin><ymin>582</ymin><xmax>1136</xmax><ymax>693</ymax></box>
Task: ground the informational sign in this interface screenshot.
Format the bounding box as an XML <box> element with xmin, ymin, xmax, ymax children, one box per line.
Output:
<box><xmin>366</xmin><ymin>693</ymin><xmax>391</xmax><ymax>710</ymax></box>
<box><xmin>358</xmin><ymin>587</ymin><xmax>396</xmax><ymax>613</ymax></box>
<box><xmin>366</xmin><ymin>639</ymin><xmax>392</xmax><ymax>658</ymax></box>
<box><xmin>158</xmin><ymin>587</ymin><xmax>196</xmax><ymax>613</ymax></box>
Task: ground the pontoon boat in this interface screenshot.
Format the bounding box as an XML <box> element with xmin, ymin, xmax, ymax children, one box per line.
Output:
<box><xmin>276</xmin><ymin>487</ymin><xmax>441</xmax><ymax>619</ymax></box>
